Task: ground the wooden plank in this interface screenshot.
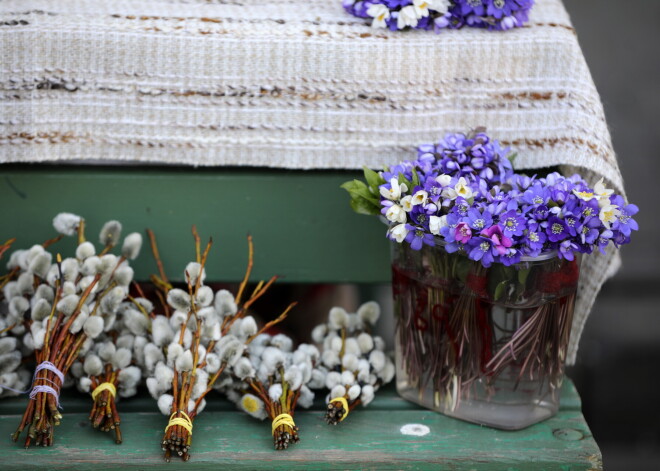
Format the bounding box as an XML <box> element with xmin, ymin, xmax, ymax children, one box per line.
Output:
<box><xmin>0</xmin><ymin>383</ymin><xmax>600</xmax><ymax>470</ymax></box>
<box><xmin>0</xmin><ymin>165</ymin><xmax>390</xmax><ymax>283</ymax></box>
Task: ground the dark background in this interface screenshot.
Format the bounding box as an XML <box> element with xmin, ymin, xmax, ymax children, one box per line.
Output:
<box><xmin>563</xmin><ymin>1</ymin><xmax>660</xmax><ymax>469</ymax></box>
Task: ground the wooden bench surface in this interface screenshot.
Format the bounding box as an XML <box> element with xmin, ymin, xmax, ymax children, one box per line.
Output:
<box><xmin>0</xmin><ymin>381</ymin><xmax>601</xmax><ymax>470</ymax></box>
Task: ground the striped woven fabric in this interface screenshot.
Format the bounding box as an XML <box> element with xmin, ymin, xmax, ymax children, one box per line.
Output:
<box><xmin>0</xmin><ymin>0</ymin><xmax>624</xmax><ymax>363</ymax></box>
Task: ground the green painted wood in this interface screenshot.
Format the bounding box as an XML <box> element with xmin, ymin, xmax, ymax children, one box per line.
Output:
<box><xmin>0</xmin><ymin>383</ymin><xmax>601</xmax><ymax>470</ymax></box>
<box><xmin>0</xmin><ymin>165</ymin><xmax>390</xmax><ymax>283</ymax></box>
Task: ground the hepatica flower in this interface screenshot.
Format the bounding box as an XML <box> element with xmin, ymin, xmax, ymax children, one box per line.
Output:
<box><xmin>344</xmin><ymin>128</ymin><xmax>639</xmax><ymax>267</ymax></box>
<box><xmin>343</xmin><ymin>0</ymin><xmax>531</xmax><ymax>31</ymax></box>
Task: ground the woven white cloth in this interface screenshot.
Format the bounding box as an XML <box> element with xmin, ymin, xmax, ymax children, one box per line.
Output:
<box><xmin>0</xmin><ymin>0</ymin><xmax>624</xmax><ymax>363</ymax></box>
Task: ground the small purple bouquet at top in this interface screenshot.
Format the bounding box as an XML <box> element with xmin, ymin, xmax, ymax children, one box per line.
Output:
<box><xmin>342</xmin><ymin>128</ymin><xmax>638</xmax><ymax>268</ymax></box>
<box><xmin>342</xmin><ymin>0</ymin><xmax>534</xmax><ymax>32</ymax></box>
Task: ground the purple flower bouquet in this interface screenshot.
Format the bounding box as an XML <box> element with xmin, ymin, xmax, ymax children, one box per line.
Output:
<box><xmin>342</xmin><ymin>128</ymin><xmax>638</xmax><ymax>428</ymax></box>
<box><xmin>342</xmin><ymin>0</ymin><xmax>534</xmax><ymax>32</ymax></box>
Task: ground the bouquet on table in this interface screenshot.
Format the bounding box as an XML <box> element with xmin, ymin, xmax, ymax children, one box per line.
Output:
<box><xmin>342</xmin><ymin>128</ymin><xmax>638</xmax><ymax>428</ymax></box>
<box><xmin>343</xmin><ymin>0</ymin><xmax>534</xmax><ymax>32</ymax></box>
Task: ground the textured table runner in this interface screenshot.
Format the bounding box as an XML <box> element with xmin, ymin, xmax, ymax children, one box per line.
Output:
<box><xmin>0</xmin><ymin>0</ymin><xmax>624</xmax><ymax>363</ymax></box>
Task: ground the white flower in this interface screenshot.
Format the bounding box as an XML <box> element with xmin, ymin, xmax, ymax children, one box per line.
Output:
<box><xmin>411</xmin><ymin>190</ymin><xmax>428</xmax><ymax>206</ymax></box>
<box><xmin>321</xmin><ymin>349</ymin><xmax>340</xmax><ymax>368</ymax></box>
<box><xmin>311</xmin><ymin>324</ymin><xmax>327</xmax><ymax>344</ymax></box>
<box><xmin>239</xmin><ymin>393</ymin><xmax>267</xmax><ymax>420</ymax></box>
<box><xmin>76</xmin><ymin>241</ymin><xmax>96</xmax><ymax>260</ymax></box>
<box><xmin>328</xmin><ymin>307</ymin><xmax>349</xmax><ymax>329</ymax></box>
<box><xmin>157</xmin><ymin>394</ymin><xmax>174</xmax><ymax>416</ymax></box>
<box><xmin>400</xmin><ymin>195</ymin><xmax>413</xmax><ymax>212</ymax></box>
<box><xmin>325</xmin><ymin>371</ymin><xmax>342</xmax><ymax>389</ymax></box>
<box><xmin>593</xmin><ymin>178</ymin><xmax>614</xmax><ymax>202</ymax></box>
<box><xmin>83</xmin><ymin>354</ymin><xmax>103</xmax><ymax>376</ymax></box>
<box><xmin>330</xmin><ymin>384</ymin><xmax>346</xmax><ymax>399</ymax></box>
<box><xmin>52</xmin><ymin>213</ymin><xmax>82</xmax><ymax>236</ymax></box>
<box><xmin>341</xmin><ymin>370</ymin><xmax>356</xmax><ymax>386</ymax></box>
<box><xmin>308</xmin><ymin>368</ymin><xmax>327</xmax><ymax>389</ymax></box>
<box><xmin>112</xmin><ymin>348</ymin><xmax>132</xmax><ymax>370</ymax></box>
<box><xmin>268</xmin><ymin>384</ymin><xmax>283</xmax><ymax>402</ymax></box>
<box><xmin>357</xmin><ymin>301</ymin><xmax>380</xmax><ymax>325</ymax></box>
<box><xmin>233</xmin><ymin>357</ymin><xmax>255</xmax><ymax>380</ymax></box>
<box><xmin>385</xmin><ymin>204</ymin><xmax>407</xmax><ymax>224</ymax></box>
<box><xmin>342</xmin><ymin>353</ymin><xmax>359</xmax><ymax>371</ymax></box>
<box><xmin>599</xmin><ymin>204</ymin><xmax>621</xmax><ymax>229</ymax></box>
<box><xmin>284</xmin><ymin>366</ymin><xmax>303</xmax><ymax>390</ymax></box>
<box><xmin>348</xmin><ymin>384</ymin><xmax>361</xmax><ymax>401</ymax></box>
<box><xmin>389</xmin><ymin>223</ymin><xmax>409</xmax><ymax>244</ymax></box>
<box><xmin>380</xmin><ymin>178</ymin><xmax>408</xmax><ymax>201</ymax></box>
<box><xmin>297</xmin><ymin>385</ymin><xmax>315</xmax><ymax>409</ymax></box>
<box><xmin>29</xmin><ymin>252</ymin><xmax>52</xmax><ymax>279</ymax></box>
<box><xmin>271</xmin><ymin>334</ymin><xmax>293</xmax><ymax>352</ymax></box>
<box><xmin>194</xmin><ymin>285</ymin><xmax>214</xmax><ymax>308</ymax></box>
<box><xmin>344</xmin><ymin>337</ymin><xmax>360</xmax><ymax>355</ymax></box>
<box><xmin>121</xmin><ymin>233</ymin><xmax>143</xmax><ymax>260</ymax></box>
<box><xmin>367</xmin><ymin>4</ymin><xmax>390</xmax><ymax>29</ymax></box>
<box><xmin>184</xmin><ymin>262</ymin><xmax>206</xmax><ymax>286</ymax></box>
<box><xmin>55</xmin><ymin>294</ymin><xmax>80</xmax><ymax>316</ymax></box>
<box><xmin>118</xmin><ymin>366</ymin><xmax>141</xmax><ymax>389</ymax></box>
<box><xmin>99</xmin><ymin>220</ymin><xmax>122</xmax><ymax>247</ymax></box>
<box><xmin>175</xmin><ymin>350</ymin><xmax>194</xmax><ymax>372</ymax></box>
<box><xmin>83</xmin><ymin>316</ymin><xmax>103</xmax><ymax>338</ymax></box>
<box><xmin>361</xmin><ymin>384</ymin><xmax>375</xmax><ymax>406</ymax></box>
<box><xmin>166</xmin><ymin>342</ymin><xmax>184</xmax><ymax>368</ymax></box>
<box><xmin>412</xmin><ymin>0</ymin><xmax>432</xmax><ymax>18</ymax></box>
<box><xmin>152</xmin><ymin>315</ymin><xmax>174</xmax><ymax>347</ymax></box>
<box><xmin>454</xmin><ymin>177</ymin><xmax>473</xmax><ymax>199</ymax></box>
<box><xmin>429</xmin><ymin>215</ymin><xmax>448</xmax><ymax>235</ymax></box>
<box><xmin>357</xmin><ymin>333</ymin><xmax>374</xmax><ymax>353</ymax></box>
<box><xmin>214</xmin><ymin>289</ymin><xmax>237</xmax><ymax>317</ymax></box>
<box><xmin>397</xmin><ymin>6</ymin><xmax>419</xmax><ymax>29</ymax></box>
<box><xmin>436</xmin><ymin>174</ymin><xmax>452</xmax><ymax>187</ymax></box>
<box><xmin>369</xmin><ymin>350</ymin><xmax>386</xmax><ymax>372</ymax></box>
<box><xmin>422</xmin><ymin>0</ymin><xmax>450</xmax><ymax>16</ymax></box>
<box><xmin>167</xmin><ymin>289</ymin><xmax>191</xmax><ymax>311</ymax></box>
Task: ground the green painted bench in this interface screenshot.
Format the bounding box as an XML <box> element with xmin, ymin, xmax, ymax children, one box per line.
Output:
<box><xmin>0</xmin><ymin>166</ymin><xmax>602</xmax><ymax>470</ymax></box>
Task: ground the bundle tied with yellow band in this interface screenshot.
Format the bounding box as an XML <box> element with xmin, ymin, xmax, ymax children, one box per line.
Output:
<box><xmin>271</xmin><ymin>413</ymin><xmax>296</xmax><ymax>436</ymax></box>
<box><xmin>328</xmin><ymin>397</ymin><xmax>350</xmax><ymax>422</ymax></box>
<box><xmin>165</xmin><ymin>411</ymin><xmax>193</xmax><ymax>436</ymax></box>
<box><xmin>91</xmin><ymin>382</ymin><xmax>117</xmax><ymax>402</ymax></box>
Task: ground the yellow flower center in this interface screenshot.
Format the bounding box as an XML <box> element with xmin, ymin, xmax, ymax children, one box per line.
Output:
<box><xmin>242</xmin><ymin>396</ymin><xmax>259</xmax><ymax>413</ymax></box>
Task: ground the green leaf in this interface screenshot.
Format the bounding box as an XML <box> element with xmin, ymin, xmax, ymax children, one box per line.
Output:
<box><xmin>508</xmin><ymin>152</ymin><xmax>518</xmax><ymax>165</ymax></box>
<box><xmin>411</xmin><ymin>168</ymin><xmax>420</xmax><ymax>189</ymax></box>
<box><xmin>494</xmin><ymin>280</ymin><xmax>508</xmax><ymax>301</ymax></box>
<box><xmin>363</xmin><ymin>166</ymin><xmax>385</xmax><ymax>193</ymax></box>
<box><xmin>517</xmin><ymin>267</ymin><xmax>530</xmax><ymax>285</ymax></box>
<box><xmin>349</xmin><ymin>197</ymin><xmax>380</xmax><ymax>216</ymax></box>
<box><xmin>398</xmin><ymin>173</ymin><xmax>413</xmax><ymax>192</ymax></box>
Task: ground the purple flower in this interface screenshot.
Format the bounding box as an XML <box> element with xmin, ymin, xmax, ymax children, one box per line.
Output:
<box><xmin>500</xmin><ymin>248</ymin><xmax>521</xmax><ymax>266</ymax></box>
<box><xmin>466</xmin><ymin>208</ymin><xmax>493</xmax><ymax>231</ymax></box>
<box><xmin>610</xmin><ymin>196</ymin><xmax>639</xmax><ymax>237</ymax></box>
<box><xmin>405</xmin><ymin>226</ymin><xmax>435</xmax><ymax>250</ymax></box>
<box><xmin>545</xmin><ymin>216</ymin><xmax>569</xmax><ymax>243</ymax></box>
<box><xmin>454</xmin><ymin>222</ymin><xmax>473</xmax><ymax>244</ymax></box>
<box><xmin>468</xmin><ymin>238</ymin><xmax>495</xmax><ymax>267</ymax></box>
<box><xmin>499</xmin><ymin>209</ymin><xmax>526</xmax><ymax>237</ymax></box>
<box><xmin>523</xmin><ymin>223</ymin><xmax>547</xmax><ymax>256</ymax></box>
<box><xmin>558</xmin><ymin>240</ymin><xmax>578</xmax><ymax>261</ymax></box>
<box><xmin>481</xmin><ymin>225</ymin><xmax>512</xmax><ymax>255</ymax></box>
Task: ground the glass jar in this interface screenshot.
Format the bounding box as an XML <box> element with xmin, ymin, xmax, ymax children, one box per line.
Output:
<box><xmin>391</xmin><ymin>239</ymin><xmax>580</xmax><ymax>430</ymax></box>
